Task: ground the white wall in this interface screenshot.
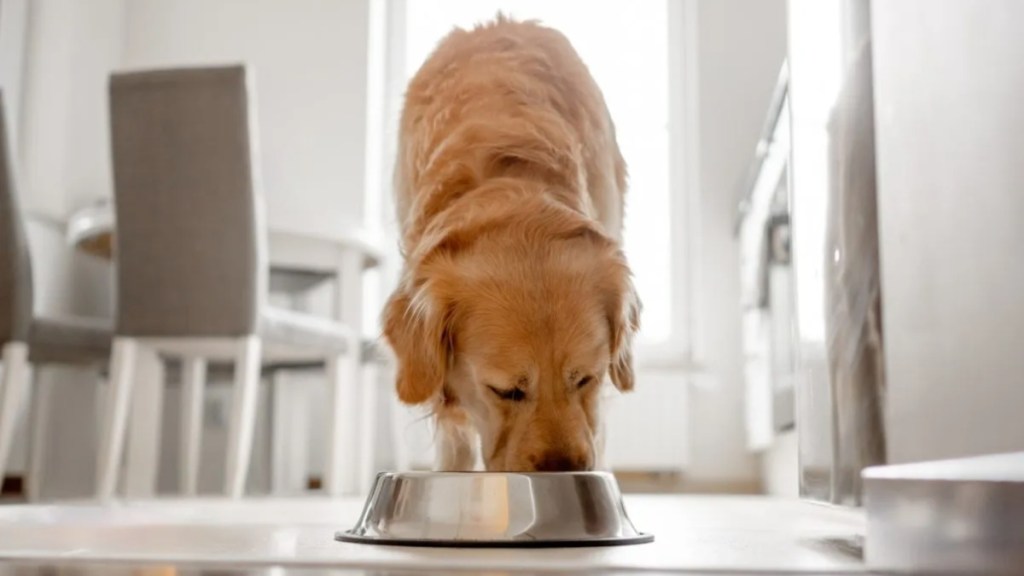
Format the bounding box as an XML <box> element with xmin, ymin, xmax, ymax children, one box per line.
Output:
<box><xmin>16</xmin><ymin>0</ymin><xmax>381</xmax><ymax>231</ymax></box>
<box><xmin>872</xmin><ymin>0</ymin><xmax>1024</xmax><ymax>464</ymax></box>
<box><xmin>0</xmin><ymin>0</ymin><xmax>29</xmax><ymax>142</ymax></box>
<box><xmin>122</xmin><ymin>0</ymin><xmax>376</xmax><ymax>237</ymax></box>
<box><xmin>686</xmin><ymin>0</ymin><xmax>788</xmax><ymax>484</ymax></box>
<box><xmin>18</xmin><ymin>0</ymin><xmax>125</xmax><ymax>217</ymax></box>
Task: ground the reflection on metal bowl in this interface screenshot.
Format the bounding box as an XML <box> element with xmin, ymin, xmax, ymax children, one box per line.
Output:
<box><xmin>337</xmin><ymin>471</ymin><xmax>653</xmax><ymax>548</ymax></box>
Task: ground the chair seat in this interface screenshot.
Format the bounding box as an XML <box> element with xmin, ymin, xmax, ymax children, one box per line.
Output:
<box><xmin>259</xmin><ymin>307</ymin><xmax>353</xmax><ymax>362</ymax></box>
<box><xmin>159</xmin><ymin>336</ymin><xmax>389</xmax><ymax>383</ymax></box>
<box><xmin>268</xmin><ymin>267</ymin><xmax>335</xmax><ymax>295</ymax></box>
<box><xmin>27</xmin><ymin>315</ymin><xmax>113</xmax><ymax>364</ymax></box>
<box><xmin>263</xmin><ymin>338</ymin><xmax>392</xmax><ymax>371</ymax></box>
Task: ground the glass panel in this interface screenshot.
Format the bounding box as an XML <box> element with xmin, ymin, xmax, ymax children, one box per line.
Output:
<box><xmin>789</xmin><ymin>0</ymin><xmax>885</xmax><ymax>506</ymax></box>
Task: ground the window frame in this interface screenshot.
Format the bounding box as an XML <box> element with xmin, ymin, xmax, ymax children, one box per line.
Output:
<box><xmin>378</xmin><ymin>0</ymin><xmax>702</xmax><ymax>371</ymax></box>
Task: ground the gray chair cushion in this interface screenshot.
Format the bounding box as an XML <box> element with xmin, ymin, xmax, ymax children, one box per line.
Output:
<box><xmin>259</xmin><ymin>307</ymin><xmax>351</xmax><ymax>361</ymax></box>
<box><xmin>259</xmin><ymin>338</ymin><xmax>391</xmax><ymax>373</ymax></box>
<box><xmin>109</xmin><ymin>66</ymin><xmax>263</xmax><ymax>338</ymax></box>
<box><xmin>269</xmin><ymin>267</ymin><xmax>334</xmax><ymax>295</ymax></box>
<box><xmin>28</xmin><ymin>315</ymin><xmax>113</xmax><ymax>365</ymax></box>
<box><xmin>108</xmin><ymin>68</ymin><xmax>369</xmax><ymax>375</ymax></box>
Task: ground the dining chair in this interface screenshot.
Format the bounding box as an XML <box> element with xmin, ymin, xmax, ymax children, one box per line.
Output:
<box><xmin>98</xmin><ymin>65</ymin><xmax>365</xmax><ymax>499</ymax></box>
<box><xmin>0</xmin><ymin>91</ymin><xmax>113</xmax><ymax>499</ymax></box>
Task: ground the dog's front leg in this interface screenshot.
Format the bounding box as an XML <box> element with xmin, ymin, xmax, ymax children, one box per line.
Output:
<box><xmin>435</xmin><ymin>409</ymin><xmax>479</xmax><ymax>471</ymax></box>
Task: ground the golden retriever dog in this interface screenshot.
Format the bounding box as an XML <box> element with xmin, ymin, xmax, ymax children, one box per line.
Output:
<box><xmin>383</xmin><ymin>16</ymin><xmax>640</xmax><ymax>472</ymax></box>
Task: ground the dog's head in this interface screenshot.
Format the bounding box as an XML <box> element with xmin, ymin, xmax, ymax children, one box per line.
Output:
<box><xmin>383</xmin><ymin>192</ymin><xmax>640</xmax><ymax>471</ymax></box>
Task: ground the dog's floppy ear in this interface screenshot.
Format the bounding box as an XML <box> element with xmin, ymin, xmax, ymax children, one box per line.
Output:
<box><xmin>382</xmin><ymin>277</ymin><xmax>453</xmax><ymax>405</ymax></box>
<box><xmin>562</xmin><ymin>215</ymin><xmax>641</xmax><ymax>393</ymax></box>
<box><xmin>607</xmin><ymin>255</ymin><xmax>641</xmax><ymax>392</ymax></box>
<box><xmin>384</xmin><ymin>216</ymin><xmax>479</xmax><ymax>405</ymax></box>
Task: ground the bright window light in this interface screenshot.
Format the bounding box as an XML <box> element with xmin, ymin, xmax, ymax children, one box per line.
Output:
<box><xmin>403</xmin><ymin>0</ymin><xmax>673</xmax><ymax>345</ymax></box>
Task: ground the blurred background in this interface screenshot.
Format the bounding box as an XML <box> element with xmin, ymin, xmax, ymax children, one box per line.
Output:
<box><xmin>1</xmin><ymin>0</ymin><xmax>1022</xmax><ymax>506</ymax></box>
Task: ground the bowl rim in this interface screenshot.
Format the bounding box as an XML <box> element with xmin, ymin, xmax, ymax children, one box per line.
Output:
<box><xmin>335</xmin><ymin>530</ymin><xmax>655</xmax><ymax>548</ymax></box>
<box><xmin>370</xmin><ymin>470</ymin><xmax>620</xmax><ymax>478</ymax></box>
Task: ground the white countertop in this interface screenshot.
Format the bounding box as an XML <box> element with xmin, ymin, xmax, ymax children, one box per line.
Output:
<box><xmin>0</xmin><ymin>495</ymin><xmax>866</xmax><ymax>573</ymax></box>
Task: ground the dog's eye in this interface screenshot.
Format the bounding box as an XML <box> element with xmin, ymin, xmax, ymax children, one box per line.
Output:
<box><xmin>576</xmin><ymin>375</ymin><xmax>595</xmax><ymax>390</ymax></box>
<box><xmin>489</xmin><ymin>386</ymin><xmax>527</xmax><ymax>402</ymax></box>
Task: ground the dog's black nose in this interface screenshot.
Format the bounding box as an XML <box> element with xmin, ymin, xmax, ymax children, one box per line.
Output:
<box><xmin>532</xmin><ymin>452</ymin><xmax>590</xmax><ymax>472</ymax></box>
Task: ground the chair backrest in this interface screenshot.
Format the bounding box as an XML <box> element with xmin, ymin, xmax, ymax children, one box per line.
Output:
<box><xmin>0</xmin><ymin>91</ymin><xmax>33</xmax><ymax>346</ymax></box>
<box><xmin>109</xmin><ymin>65</ymin><xmax>266</xmax><ymax>337</ymax></box>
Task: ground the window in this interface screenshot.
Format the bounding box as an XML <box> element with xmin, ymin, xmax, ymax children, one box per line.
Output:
<box><xmin>0</xmin><ymin>0</ymin><xmax>29</xmax><ymax>147</ymax></box>
<box><xmin>393</xmin><ymin>0</ymin><xmax>690</xmax><ymax>359</ymax></box>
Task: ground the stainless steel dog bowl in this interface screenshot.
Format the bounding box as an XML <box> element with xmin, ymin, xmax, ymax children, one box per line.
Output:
<box><xmin>337</xmin><ymin>471</ymin><xmax>653</xmax><ymax>547</ymax></box>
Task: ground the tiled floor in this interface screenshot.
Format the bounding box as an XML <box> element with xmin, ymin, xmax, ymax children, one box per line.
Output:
<box><xmin>0</xmin><ymin>495</ymin><xmax>866</xmax><ymax>574</ymax></box>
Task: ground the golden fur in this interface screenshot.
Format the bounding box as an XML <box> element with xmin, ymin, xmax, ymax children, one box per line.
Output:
<box><xmin>383</xmin><ymin>16</ymin><xmax>639</xmax><ymax>472</ymax></box>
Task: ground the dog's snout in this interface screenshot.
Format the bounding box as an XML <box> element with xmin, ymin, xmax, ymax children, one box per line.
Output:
<box><xmin>532</xmin><ymin>451</ymin><xmax>591</xmax><ymax>472</ymax></box>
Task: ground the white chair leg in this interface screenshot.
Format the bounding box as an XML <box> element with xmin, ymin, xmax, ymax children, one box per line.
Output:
<box><xmin>324</xmin><ymin>345</ymin><xmax>358</xmax><ymax>496</ymax></box>
<box><xmin>270</xmin><ymin>371</ymin><xmax>289</xmax><ymax>494</ymax></box>
<box><xmin>270</xmin><ymin>371</ymin><xmax>309</xmax><ymax>495</ymax></box>
<box><xmin>357</xmin><ymin>362</ymin><xmax>378</xmax><ymax>494</ymax></box>
<box><xmin>26</xmin><ymin>368</ymin><xmax>52</xmax><ymax>502</ymax></box>
<box><xmin>0</xmin><ymin>342</ymin><xmax>30</xmax><ymax>487</ymax></box>
<box><xmin>224</xmin><ymin>336</ymin><xmax>261</xmax><ymax>498</ymax></box>
<box><xmin>96</xmin><ymin>338</ymin><xmax>139</xmax><ymax>500</ymax></box>
<box><xmin>290</xmin><ymin>382</ymin><xmax>312</xmax><ymax>492</ymax></box>
<box><xmin>179</xmin><ymin>357</ymin><xmax>207</xmax><ymax>496</ymax></box>
<box><xmin>123</xmin><ymin>346</ymin><xmax>165</xmax><ymax>498</ymax></box>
